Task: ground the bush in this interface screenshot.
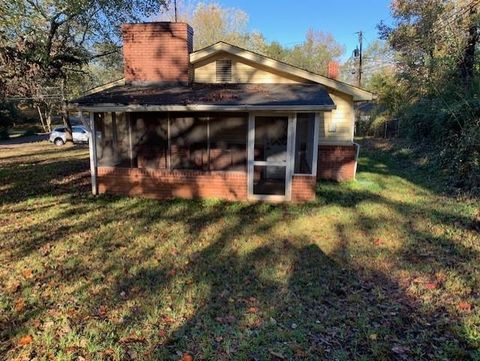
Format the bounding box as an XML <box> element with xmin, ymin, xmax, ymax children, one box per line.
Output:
<box><xmin>397</xmin><ymin>83</ymin><xmax>480</xmax><ymax>194</ymax></box>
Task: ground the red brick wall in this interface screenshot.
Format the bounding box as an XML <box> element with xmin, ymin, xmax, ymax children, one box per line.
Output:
<box><xmin>291</xmin><ymin>175</ymin><xmax>317</xmax><ymax>202</ymax></box>
<box><xmin>317</xmin><ymin>144</ymin><xmax>357</xmax><ymax>181</ymax></box>
<box><xmin>122</xmin><ymin>22</ymin><xmax>193</xmax><ymax>84</ymax></box>
<box><xmin>97</xmin><ymin>167</ymin><xmax>247</xmax><ymax>201</ymax></box>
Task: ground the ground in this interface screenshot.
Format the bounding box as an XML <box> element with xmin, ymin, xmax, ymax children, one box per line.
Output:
<box><xmin>0</xmin><ymin>140</ymin><xmax>478</xmax><ymax>361</ymax></box>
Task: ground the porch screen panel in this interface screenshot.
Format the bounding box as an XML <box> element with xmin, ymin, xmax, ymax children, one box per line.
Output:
<box><xmin>130</xmin><ymin>112</ymin><xmax>169</xmax><ymax>169</ymax></box>
<box><xmin>209</xmin><ymin>114</ymin><xmax>248</xmax><ymax>171</ymax></box>
<box><xmin>94</xmin><ymin>113</ymin><xmax>116</xmax><ymax>166</ymax></box>
<box><xmin>294</xmin><ymin>113</ymin><xmax>316</xmax><ymax>174</ymax></box>
<box><xmin>114</xmin><ymin>112</ymin><xmax>131</xmax><ymax>167</ymax></box>
<box><xmin>254</xmin><ymin>116</ymin><xmax>288</xmax><ymax>162</ymax></box>
<box><xmin>94</xmin><ymin>112</ymin><xmax>131</xmax><ymax>167</ymax></box>
<box><xmin>170</xmin><ymin>114</ymin><xmax>208</xmax><ymax>170</ymax></box>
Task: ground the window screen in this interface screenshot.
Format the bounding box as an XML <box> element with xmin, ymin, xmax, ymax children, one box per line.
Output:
<box><xmin>130</xmin><ymin>112</ymin><xmax>168</xmax><ymax>169</ymax></box>
<box><xmin>95</xmin><ymin>112</ymin><xmax>131</xmax><ymax>167</ymax></box>
<box><xmin>170</xmin><ymin>115</ymin><xmax>209</xmax><ymax>170</ymax></box>
<box><xmin>294</xmin><ymin>113</ymin><xmax>316</xmax><ymax>174</ymax></box>
<box><xmin>216</xmin><ymin>60</ymin><xmax>232</xmax><ymax>83</ymax></box>
<box><xmin>209</xmin><ymin>114</ymin><xmax>247</xmax><ymax>171</ymax></box>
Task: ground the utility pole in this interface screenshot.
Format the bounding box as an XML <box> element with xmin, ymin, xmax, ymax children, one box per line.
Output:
<box><xmin>174</xmin><ymin>0</ymin><xmax>177</xmax><ymax>22</ymax></box>
<box><xmin>356</xmin><ymin>31</ymin><xmax>363</xmax><ymax>87</ymax></box>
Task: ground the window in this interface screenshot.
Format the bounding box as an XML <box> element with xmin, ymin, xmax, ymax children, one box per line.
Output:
<box><xmin>216</xmin><ymin>60</ymin><xmax>232</xmax><ymax>83</ymax></box>
<box><xmin>72</xmin><ymin>126</ymin><xmax>86</xmax><ymax>134</ymax></box>
<box><xmin>54</xmin><ymin>127</ymin><xmax>66</xmax><ymax>132</ymax></box>
<box><xmin>294</xmin><ymin>113</ymin><xmax>316</xmax><ymax>174</ymax></box>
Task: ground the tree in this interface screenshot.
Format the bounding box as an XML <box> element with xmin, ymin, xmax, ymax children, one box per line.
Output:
<box><xmin>0</xmin><ymin>0</ymin><xmax>167</xmax><ymax>140</ymax></box>
<box><xmin>286</xmin><ymin>29</ymin><xmax>344</xmax><ymax>76</ymax></box>
<box><xmin>341</xmin><ymin>40</ymin><xmax>396</xmax><ymax>89</ymax></box>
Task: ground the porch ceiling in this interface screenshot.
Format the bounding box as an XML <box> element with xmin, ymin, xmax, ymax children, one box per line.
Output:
<box><xmin>72</xmin><ymin>83</ymin><xmax>336</xmax><ymax>111</ymax></box>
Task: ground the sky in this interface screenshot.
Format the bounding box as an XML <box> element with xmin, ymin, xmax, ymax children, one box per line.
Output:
<box><xmin>211</xmin><ymin>0</ymin><xmax>393</xmax><ymax>60</ymax></box>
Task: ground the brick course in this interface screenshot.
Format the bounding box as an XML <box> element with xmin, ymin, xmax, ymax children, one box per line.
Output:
<box><xmin>291</xmin><ymin>175</ymin><xmax>317</xmax><ymax>202</ymax></box>
<box><xmin>122</xmin><ymin>22</ymin><xmax>193</xmax><ymax>84</ymax></box>
<box><xmin>317</xmin><ymin>144</ymin><xmax>357</xmax><ymax>181</ymax></box>
<box><xmin>97</xmin><ymin>167</ymin><xmax>248</xmax><ymax>201</ymax></box>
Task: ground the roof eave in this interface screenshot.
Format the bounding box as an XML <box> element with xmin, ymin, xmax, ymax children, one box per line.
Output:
<box><xmin>70</xmin><ymin>103</ymin><xmax>337</xmax><ymax>112</ymax></box>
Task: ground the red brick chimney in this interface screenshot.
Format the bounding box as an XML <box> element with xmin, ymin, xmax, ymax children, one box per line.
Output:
<box><xmin>121</xmin><ymin>22</ymin><xmax>194</xmax><ymax>85</ymax></box>
<box><xmin>327</xmin><ymin>61</ymin><xmax>340</xmax><ymax>79</ymax></box>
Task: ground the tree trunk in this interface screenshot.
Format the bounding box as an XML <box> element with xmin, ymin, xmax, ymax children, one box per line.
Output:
<box><xmin>60</xmin><ymin>78</ymin><xmax>73</xmax><ymax>143</ymax></box>
<box><xmin>460</xmin><ymin>4</ymin><xmax>478</xmax><ymax>88</ymax></box>
<box><xmin>36</xmin><ymin>105</ymin><xmax>48</xmax><ymax>133</ymax></box>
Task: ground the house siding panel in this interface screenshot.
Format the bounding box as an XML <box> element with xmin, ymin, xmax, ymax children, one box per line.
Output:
<box><xmin>194</xmin><ymin>53</ymin><xmax>308</xmax><ymax>84</ymax></box>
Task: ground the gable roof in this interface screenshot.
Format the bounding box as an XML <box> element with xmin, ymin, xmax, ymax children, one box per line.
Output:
<box><xmin>190</xmin><ymin>42</ymin><xmax>374</xmax><ymax>102</ymax></box>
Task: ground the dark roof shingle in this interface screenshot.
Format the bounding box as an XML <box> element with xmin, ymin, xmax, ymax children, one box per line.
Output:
<box><xmin>74</xmin><ymin>83</ymin><xmax>335</xmax><ymax>109</ymax></box>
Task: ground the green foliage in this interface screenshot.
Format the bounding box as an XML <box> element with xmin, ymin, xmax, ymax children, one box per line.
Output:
<box><xmin>375</xmin><ymin>0</ymin><xmax>480</xmax><ymax>193</ymax></box>
<box><xmin>0</xmin><ymin>101</ymin><xmax>18</xmax><ymax>138</ymax></box>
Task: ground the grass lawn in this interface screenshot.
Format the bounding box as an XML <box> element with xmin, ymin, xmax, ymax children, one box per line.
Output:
<box><xmin>0</xmin><ymin>140</ymin><xmax>479</xmax><ymax>361</ymax></box>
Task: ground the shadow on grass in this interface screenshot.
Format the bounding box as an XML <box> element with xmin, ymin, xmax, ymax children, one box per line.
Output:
<box><xmin>1</xmin><ymin>141</ymin><xmax>478</xmax><ymax>360</ymax></box>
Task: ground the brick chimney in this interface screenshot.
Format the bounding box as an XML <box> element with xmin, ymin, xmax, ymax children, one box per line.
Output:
<box><xmin>121</xmin><ymin>22</ymin><xmax>194</xmax><ymax>85</ymax></box>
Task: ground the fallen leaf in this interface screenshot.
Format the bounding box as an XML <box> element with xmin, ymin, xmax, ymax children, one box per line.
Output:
<box><xmin>14</xmin><ymin>298</ymin><xmax>25</xmax><ymax>312</ymax></box>
<box><xmin>425</xmin><ymin>282</ymin><xmax>437</xmax><ymax>290</ymax></box>
<box><xmin>159</xmin><ymin>329</ymin><xmax>167</xmax><ymax>337</ymax></box>
<box><xmin>18</xmin><ymin>335</ymin><xmax>33</xmax><ymax>346</ymax></box>
<box><xmin>182</xmin><ymin>352</ymin><xmax>193</xmax><ymax>361</ymax></box>
<box><xmin>374</xmin><ymin>238</ymin><xmax>383</xmax><ymax>246</ymax></box>
<box><xmin>247</xmin><ymin>307</ymin><xmax>258</xmax><ymax>314</ymax></box>
<box><xmin>119</xmin><ymin>334</ymin><xmax>146</xmax><ymax>344</ymax></box>
<box><xmin>6</xmin><ymin>281</ymin><xmax>21</xmax><ymax>294</ymax></box>
<box><xmin>98</xmin><ymin>305</ymin><xmax>108</xmax><ymax>318</ymax></box>
<box><xmin>458</xmin><ymin>301</ymin><xmax>472</xmax><ymax>312</ymax></box>
<box><xmin>22</xmin><ymin>269</ymin><xmax>33</xmax><ymax>279</ymax></box>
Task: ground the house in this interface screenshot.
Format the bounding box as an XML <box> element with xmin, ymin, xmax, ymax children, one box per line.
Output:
<box><xmin>73</xmin><ymin>22</ymin><xmax>373</xmax><ymax>202</ymax></box>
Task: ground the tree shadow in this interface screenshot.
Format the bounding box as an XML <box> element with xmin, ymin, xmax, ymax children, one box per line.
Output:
<box><xmin>1</xmin><ymin>140</ymin><xmax>478</xmax><ymax>360</ymax></box>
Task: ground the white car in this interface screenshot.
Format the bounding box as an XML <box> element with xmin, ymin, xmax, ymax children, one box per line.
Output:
<box><xmin>49</xmin><ymin>125</ymin><xmax>89</xmax><ymax>146</ymax></box>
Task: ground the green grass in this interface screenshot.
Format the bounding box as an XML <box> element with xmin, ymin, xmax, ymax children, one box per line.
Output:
<box><xmin>0</xmin><ymin>140</ymin><xmax>479</xmax><ymax>360</ymax></box>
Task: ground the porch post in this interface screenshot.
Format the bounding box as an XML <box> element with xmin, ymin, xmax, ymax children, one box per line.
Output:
<box><xmin>247</xmin><ymin>113</ymin><xmax>254</xmax><ymax>199</ymax></box>
<box><xmin>286</xmin><ymin>114</ymin><xmax>296</xmax><ymax>201</ymax></box>
<box><xmin>311</xmin><ymin>112</ymin><xmax>321</xmax><ymax>177</ymax></box>
<box><xmin>89</xmin><ymin>112</ymin><xmax>98</xmax><ymax>195</ymax></box>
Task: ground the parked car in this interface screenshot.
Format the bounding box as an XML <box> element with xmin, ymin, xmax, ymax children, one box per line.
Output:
<box><xmin>49</xmin><ymin>125</ymin><xmax>89</xmax><ymax>146</ymax></box>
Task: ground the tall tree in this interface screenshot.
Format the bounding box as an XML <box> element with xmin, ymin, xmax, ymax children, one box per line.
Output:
<box><xmin>0</xmin><ymin>0</ymin><xmax>167</xmax><ymax>140</ymax></box>
<box><xmin>286</xmin><ymin>29</ymin><xmax>344</xmax><ymax>76</ymax></box>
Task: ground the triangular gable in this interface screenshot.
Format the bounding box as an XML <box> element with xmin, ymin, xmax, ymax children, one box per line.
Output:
<box><xmin>190</xmin><ymin>42</ymin><xmax>374</xmax><ymax>102</ymax></box>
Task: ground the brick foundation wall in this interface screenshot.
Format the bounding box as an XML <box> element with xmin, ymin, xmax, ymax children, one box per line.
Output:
<box><xmin>97</xmin><ymin>167</ymin><xmax>247</xmax><ymax>201</ymax></box>
<box><xmin>317</xmin><ymin>144</ymin><xmax>357</xmax><ymax>181</ymax></box>
<box><xmin>291</xmin><ymin>175</ymin><xmax>317</xmax><ymax>202</ymax></box>
<box><xmin>122</xmin><ymin>22</ymin><xmax>193</xmax><ymax>84</ymax></box>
